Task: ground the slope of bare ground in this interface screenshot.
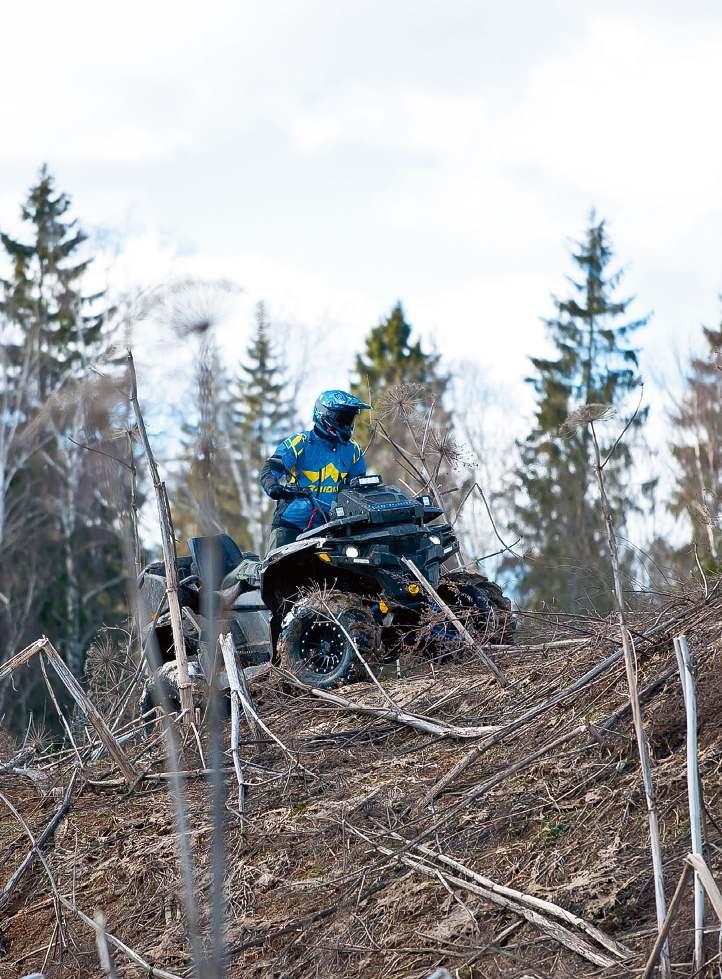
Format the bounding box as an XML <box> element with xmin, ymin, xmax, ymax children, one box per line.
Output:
<box><xmin>1</xmin><ymin>586</ymin><xmax>721</xmax><ymax>978</ymax></box>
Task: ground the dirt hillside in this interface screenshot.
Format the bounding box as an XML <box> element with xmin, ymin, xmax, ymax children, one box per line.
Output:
<box><xmin>1</xmin><ymin>587</ymin><xmax>721</xmax><ymax>978</ymax></box>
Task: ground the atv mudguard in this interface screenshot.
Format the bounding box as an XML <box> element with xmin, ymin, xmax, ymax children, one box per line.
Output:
<box><xmin>258</xmin><ymin>537</ymin><xmax>327</xmax><ymax>608</ymax></box>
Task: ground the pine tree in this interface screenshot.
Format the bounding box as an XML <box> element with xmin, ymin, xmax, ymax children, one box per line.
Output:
<box><xmin>668</xmin><ymin>320</ymin><xmax>722</xmax><ymax>572</ymax></box>
<box><xmin>0</xmin><ymin>166</ymin><xmax>124</xmax><ymax>699</ymax></box>
<box><xmin>508</xmin><ymin>214</ymin><xmax>648</xmax><ymax>612</ymax></box>
<box><xmin>351</xmin><ymin>302</ymin><xmax>451</xmax><ymax>489</ymax></box>
<box><xmin>227</xmin><ymin>302</ymin><xmax>296</xmax><ymax>553</ymax></box>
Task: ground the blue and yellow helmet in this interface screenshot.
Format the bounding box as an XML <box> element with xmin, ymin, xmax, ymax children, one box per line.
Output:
<box><xmin>313</xmin><ymin>390</ymin><xmax>371</xmax><ymax>443</ymax></box>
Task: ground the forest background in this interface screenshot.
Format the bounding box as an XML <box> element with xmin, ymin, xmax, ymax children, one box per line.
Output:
<box><xmin>1</xmin><ymin>1</ymin><xmax>721</xmax><ymax>731</ymax></box>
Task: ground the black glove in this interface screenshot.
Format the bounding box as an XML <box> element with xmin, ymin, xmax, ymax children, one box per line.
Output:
<box><xmin>268</xmin><ymin>483</ymin><xmax>311</xmax><ymax>501</ymax></box>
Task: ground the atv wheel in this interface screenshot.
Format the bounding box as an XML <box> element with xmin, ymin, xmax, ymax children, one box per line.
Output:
<box><xmin>139</xmin><ymin>661</ymin><xmax>206</xmax><ymax>734</ymax></box>
<box><xmin>438</xmin><ymin>571</ymin><xmax>516</xmax><ymax>644</ymax></box>
<box><xmin>140</xmin><ymin>671</ymin><xmax>182</xmax><ymax>735</ymax></box>
<box><xmin>277</xmin><ymin>595</ymin><xmax>381</xmax><ymax>689</ymax></box>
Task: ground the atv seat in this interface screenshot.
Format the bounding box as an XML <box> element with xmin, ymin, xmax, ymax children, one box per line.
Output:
<box><xmin>189</xmin><ymin>534</ymin><xmax>253</xmax><ymax>588</ymax></box>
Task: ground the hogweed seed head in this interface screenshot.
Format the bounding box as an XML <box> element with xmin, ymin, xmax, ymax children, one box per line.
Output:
<box><xmin>560</xmin><ymin>403</ymin><xmax>616</xmax><ymax>436</ymax></box>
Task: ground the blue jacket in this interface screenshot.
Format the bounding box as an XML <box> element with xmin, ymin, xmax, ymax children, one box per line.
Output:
<box><xmin>260</xmin><ymin>428</ymin><xmax>366</xmax><ymax>530</ymax></box>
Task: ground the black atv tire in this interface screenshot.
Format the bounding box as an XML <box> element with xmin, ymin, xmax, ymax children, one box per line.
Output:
<box><xmin>140</xmin><ymin>672</ymin><xmax>182</xmax><ymax>734</ymax></box>
<box><xmin>277</xmin><ymin>595</ymin><xmax>381</xmax><ymax>689</ymax></box>
<box><xmin>438</xmin><ymin>571</ymin><xmax>516</xmax><ymax>644</ymax></box>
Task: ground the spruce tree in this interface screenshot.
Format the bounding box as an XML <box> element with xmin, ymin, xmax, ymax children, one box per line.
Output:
<box><xmin>351</xmin><ymin>302</ymin><xmax>451</xmax><ymax>489</ymax></box>
<box><xmin>173</xmin><ymin>339</ymin><xmax>244</xmax><ymax>548</ymax></box>
<box><xmin>227</xmin><ymin>302</ymin><xmax>295</xmax><ymax>553</ymax></box>
<box><xmin>1</xmin><ymin>164</ymin><xmax>107</xmax><ymax>400</ymax></box>
<box><xmin>508</xmin><ymin>214</ymin><xmax>648</xmax><ymax>611</ymax></box>
<box><xmin>668</xmin><ymin>320</ymin><xmax>722</xmax><ymax>572</ymax></box>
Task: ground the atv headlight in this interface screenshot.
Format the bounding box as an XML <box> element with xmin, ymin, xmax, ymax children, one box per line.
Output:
<box><xmin>429</xmin><ymin>534</ymin><xmax>441</xmax><ymax>545</ymax></box>
<box><xmin>345</xmin><ymin>545</ymin><xmax>360</xmax><ymax>558</ymax></box>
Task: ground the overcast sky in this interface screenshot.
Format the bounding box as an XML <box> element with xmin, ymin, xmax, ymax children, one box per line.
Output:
<box><xmin>2</xmin><ymin>0</ymin><xmax>721</xmax><ymax>433</ymax></box>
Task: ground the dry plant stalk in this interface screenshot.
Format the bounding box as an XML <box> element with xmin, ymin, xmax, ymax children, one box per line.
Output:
<box><xmin>221</xmin><ymin>634</ymin><xmax>313</xmax><ymax>776</ymax></box>
<box><xmin>0</xmin><ymin>636</ymin><xmax>136</xmax><ymax>784</ymax></box>
<box><xmin>287</xmin><ymin>678</ymin><xmax>501</xmax><ymax>739</ymax></box>
<box><xmin>375</xmin><ymin>386</ymin><xmax>465</xmax><ymax>565</ymax></box>
<box><xmin>94</xmin><ymin>911</ymin><xmax>121</xmax><ymax>979</ymax></box>
<box><xmin>347</xmin><ymin>823</ymin><xmax>621</xmax><ymax>968</ymax></box>
<box><xmin>220</xmin><ymin>632</ymin><xmax>248</xmax><ymax>817</ymax></box>
<box><xmin>641</xmin><ymin>862</ymin><xmax>693</xmax><ymax>979</ymax></box>
<box><xmin>685</xmin><ymin>853</ymin><xmax>722</xmax><ymax>978</ymax></box>
<box><xmin>126</xmin><ymin>349</ymin><xmax>193</xmax><ymax>723</ymax></box>
<box><xmin>587</xmin><ymin>416</ymin><xmax>670</xmax><ymax>977</ymax></box>
<box><xmin>43</xmin><ymin>641</ymin><xmax>137</xmax><ymax>785</ymax></box>
<box><xmin>402</xmin><ymin>837</ymin><xmax>632</xmax><ymax>962</ymax></box>
<box><xmin>0</xmin><ymin>637</ymin><xmax>46</xmax><ymax>681</ymax></box>
<box><xmin>674</xmin><ymin>633</ymin><xmax>705</xmax><ymax>973</ymax></box>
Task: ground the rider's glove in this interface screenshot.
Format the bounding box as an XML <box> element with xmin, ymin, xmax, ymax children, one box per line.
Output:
<box><xmin>268</xmin><ymin>483</ymin><xmax>311</xmax><ymax>501</ymax></box>
<box><xmin>282</xmin><ymin>485</ymin><xmax>312</xmax><ymax>500</ymax></box>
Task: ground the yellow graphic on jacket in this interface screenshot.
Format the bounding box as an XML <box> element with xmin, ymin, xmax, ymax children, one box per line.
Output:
<box><xmin>301</xmin><ymin>462</ymin><xmax>348</xmax><ymax>493</ymax></box>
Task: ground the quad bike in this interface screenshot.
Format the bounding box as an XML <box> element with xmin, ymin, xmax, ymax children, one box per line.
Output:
<box><xmin>138</xmin><ymin>475</ymin><xmax>515</xmax><ymax>719</ymax></box>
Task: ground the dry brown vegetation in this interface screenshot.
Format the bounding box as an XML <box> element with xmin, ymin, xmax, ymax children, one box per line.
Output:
<box><xmin>1</xmin><ymin>584</ymin><xmax>721</xmax><ymax>978</ymax></box>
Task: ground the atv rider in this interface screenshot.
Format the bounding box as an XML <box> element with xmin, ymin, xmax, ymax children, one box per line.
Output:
<box><xmin>260</xmin><ymin>389</ymin><xmax>370</xmax><ymax>553</ymax></box>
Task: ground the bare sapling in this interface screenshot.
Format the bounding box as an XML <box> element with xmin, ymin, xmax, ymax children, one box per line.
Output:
<box><xmin>579</xmin><ymin>407</ymin><xmax>669</xmax><ymax>977</ymax></box>
<box><xmin>126</xmin><ymin>349</ymin><xmax>193</xmax><ymax>723</ymax></box>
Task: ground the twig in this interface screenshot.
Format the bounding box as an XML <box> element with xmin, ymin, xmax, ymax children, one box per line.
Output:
<box><xmin>94</xmin><ymin>911</ymin><xmax>121</xmax><ymax>979</ymax></box>
<box><xmin>693</xmin><ymin>541</ymin><xmax>709</xmax><ymax>598</ymax></box>
<box><xmin>470</xmin><ymin>482</ymin><xmax>525</xmax><ymax>560</ymax></box>
<box><xmin>317</xmin><ymin>594</ymin><xmax>396</xmax><ymax>708</ymax></box>
<box><xmin>346</xmin><ymin>823</ymin><xmax>619</xmax><ymax>968</ymax></box>
<box><xmin>686</xmin><ymin>853</ymin><xmax>722</xmax><ymax>920</ymax></box>
<box><xmin>600</xmin><ymin>388</ymin><xmax>644</xmax><ymax>468</ymax></box>
<box><xmin>219</xmin><ymin>634</ymin><xmax>247</xmax><ymax>818</ymax></box>
<box><xmin>220</xmin><ymin>633</ymin><xmax>261</xmax><ymax>742</ymax></box>
<box><xmin>0</xmin><ymin>637</ymin><xmax>47</xmax><ymax>682</ymax></box>
<box><xmin>221</xmin><ymin>634</ymin><xmax>314</xmax><ymax>777</ymax></box>
<box><xmin>412</xmin><ymin>662</ymin><xmax>679</xmax><ymax>845</ymax></box>
<box><xmin>685</xmin><ymin>853</ymin><xmax>722</xmax><ymax>979</ymax></box>
<box><xmin>399</xmin><ymin>836</ymin><xmax>631</xmax><ymax>961</ymax></box>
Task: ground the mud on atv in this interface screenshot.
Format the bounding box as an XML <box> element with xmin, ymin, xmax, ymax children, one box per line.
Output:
<box><xmin>138</xmin><ymin>475</ymin><xmax>515</xmax><ymax>718</ymax></box>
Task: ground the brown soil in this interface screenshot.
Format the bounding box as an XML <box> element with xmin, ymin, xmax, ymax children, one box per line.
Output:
<box><xmin>1</xmin><ymin>589</ymin><xmax>721</xmax><ymax>978</ymax></box>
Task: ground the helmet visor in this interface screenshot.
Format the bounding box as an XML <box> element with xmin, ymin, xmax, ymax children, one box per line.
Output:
<box><xmin>333</xmin><ymin>408</ymin><xmax>357</xmax><ymax>427</ymax></box>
